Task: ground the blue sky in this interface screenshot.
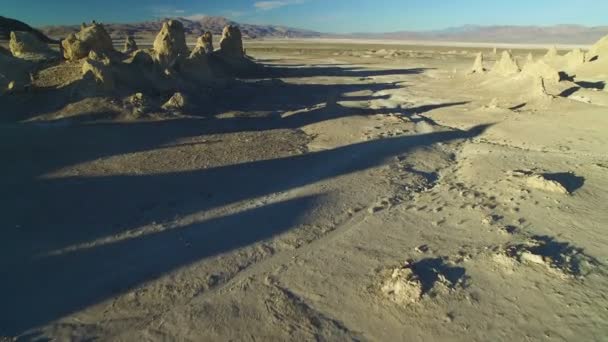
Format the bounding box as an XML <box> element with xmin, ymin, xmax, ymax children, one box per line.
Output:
<box><xmin>2</xmin><ymin>0</ymin><xmax>607</xmax><ymax>32</ymax></box>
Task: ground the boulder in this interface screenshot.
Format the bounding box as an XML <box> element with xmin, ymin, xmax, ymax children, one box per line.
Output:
<box><xmin>492</xmin><ymin>51</ymin><xmax>520</xmax><ymax>76</ymax></box>
<box><xmin>9</xmin><ymin>31</ymin><xmax>56</xmax><ymax>59</ymax></box>
<box><xmin>162</xmin><ymin>92</ymin><xmax>188</xmax><ymax>111</ymax></box>
<box><xmin>470</xmin><ymin>52</ymin><xmax>485</xmax><ymax>74</ymax></box>
<box><xmin>61</xmin><ymin>23</ymin><xmax>114</xmax><ymax>61</ymax></box>
<box><xmin>153</xmin><ymin>20</ymin><xmax>188</xmax><ymax>68</ymax></box>
<box><xmin>219</xmin><ymin>25</ymin><xmax>244</xmax><ymax>58</ymax></box>
<box><xmin>123</xmin><ymin>36</ymin><xmax>138</xmax><ymax>54</ymax></box>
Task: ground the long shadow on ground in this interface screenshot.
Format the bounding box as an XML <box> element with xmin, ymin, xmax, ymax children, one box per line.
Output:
<box><xmin>0</xmin><ymin>124</ymin><xmax>490</xmax><ymax>335</ymax></box>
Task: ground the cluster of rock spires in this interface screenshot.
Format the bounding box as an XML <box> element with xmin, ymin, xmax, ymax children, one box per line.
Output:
<box><xmin>469</xmin><ymin>36</ymin><xmax>608</xmax><ymax>100</ymax></box>
<box><xmin>2</xmin><ymin>18</ymin><xmax>261</xmax><ymax>98</ymax></box>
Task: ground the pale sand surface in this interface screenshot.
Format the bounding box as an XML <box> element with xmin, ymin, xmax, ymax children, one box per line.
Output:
<box><xmin>1</xmin><ymin>41</ymin><xmax>607</xmax><ymax>341</ymax></box>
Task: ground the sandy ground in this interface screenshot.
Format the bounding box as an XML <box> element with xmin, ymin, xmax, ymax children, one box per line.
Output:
<box><xmin>1</xmin><ymin>41</ymin><xmax>608</xmax><ymax>341</ymax></box>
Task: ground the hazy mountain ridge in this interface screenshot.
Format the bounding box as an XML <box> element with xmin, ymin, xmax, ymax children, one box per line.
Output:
<box><xmin>347</xmin><ymin>24</ymin><xmax>608</xmax><ymax>44</ymax></box>
<box><xmin>40</xmin><ymin>16</ymin><xmax>322</xmax><ymax>40</ymax></box>
<box><xmin>38</xmin><ymin>16</ymin><xmax>608</xmax><ymax>44</ymax></box>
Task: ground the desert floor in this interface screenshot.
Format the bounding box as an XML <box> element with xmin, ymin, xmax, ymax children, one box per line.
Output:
<box><xmin>1</xmin><ymin>41</ymin><xmax>607</xmax><ymax>341</ymax></box>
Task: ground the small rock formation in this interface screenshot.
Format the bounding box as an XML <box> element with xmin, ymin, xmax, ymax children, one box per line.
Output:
<box><xmin>588</xmin><ymin>34</ymin><xmax>608</xmax><ymax>61</ymax></box>
<box><xmin>492</xmin><ymin>51</ymin><xmax>520</xmax><ymax>76</ymax></box>
<box><xmin>526</xmin><ymin>53</ymin><xmax>534</xmax><ymax>63</ymax></box>
<box><xmin>128</xmin><ymin>49</ymin><xmax>155</xmax><ymax>66</ymax></box>
<box><xmin>219</xmin><ymin>25</ymin><xmax>244</xmax><ymax>58</ymax></box>
<box><xmin>564</xmin><ymin>48</ymin><xmax>586</xmax><ymax>68</ymax></box>
<box><xmin>381</xmin><ymin>267</ymin><xmax>423</xmax><ymax>305</ymax></box>
<box><xmin>123</xmin><ymin>36</ymin><xmax>138</xmax><ymax>54</ymax></box>
<box><xmin>470</xmin><ymin>52</ymin><xmax>486</xmax><ymax>74</ymax></box>
<box><xmin>9</xmin><ymin>31</ymin><xmax>56</xmax><ymax>59</ymax></box>
<box><xmin>153</xmin><ymin>20</ymin><xmax>188</xmax><ymax>68</ymax></box>
<box><xmin>544</xmin><ymin>46</ymin><xmax>559</xmax><ymax>59</ymax></box>
<box><xmin>521</xmin><ymin>61</ymin><xmax>561</xmax><ymax>83</ymax></box>
<box><xmin>162</xmin><ymin>92</ymin><xmax>188</xmax><ymax>111</ymax></box>
<box><xmin>201</xmin><ymin>31</ymin><xmax>214</xmax><ymax>54</ymax></box>
<box><xmin>82</xmin><ymin>58</ymin><xmax>114</xmax><ymax>91</ymax></box>
<box><xmin>190</xmin><ymin>32</ymin><xmax>214</xmax><ymax>58</ymax></box>
<box><xmin>533</xmin><ymin>77</ymin><xmax>553</xmax><ymax>99</ymax></box>
<box><xmin>62</xmin><ymin>22</ymin><xmax>114</xmax><ymax>61</ymax></box>
<box><xmin>486</xmin><ymin>98</ymin><xmax>500</xmax><ymax>109</ymax></box>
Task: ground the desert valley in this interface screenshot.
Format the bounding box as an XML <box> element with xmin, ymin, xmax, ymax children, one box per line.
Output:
<box><xmin>1</xmin><ymin>9</ymin><xmax>608</xmax><ymax>341</ymax></box>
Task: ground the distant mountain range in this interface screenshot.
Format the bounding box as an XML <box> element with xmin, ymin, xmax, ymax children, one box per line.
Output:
<box><xmin>32</xmin><ymin>17</ymin><xmax>608</xmax><ymax>45</ymax></box>
<box><xmin>40</xmin><ymin>16</ymin><xmax>322</xmax><ymax>40</ymax></box>
<box><xmin>348</xmin><ymin>25</ymin><xmax>608</xmax><ymax>44</ymax></box>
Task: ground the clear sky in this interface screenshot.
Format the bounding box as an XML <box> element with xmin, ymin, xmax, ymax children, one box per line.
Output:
<box><xmin>2</xmin><ymin>0</ymin><xmax>607</xmax><ymax>32</ymax></box>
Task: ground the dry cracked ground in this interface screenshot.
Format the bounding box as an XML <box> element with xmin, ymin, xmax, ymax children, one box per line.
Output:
<box><xmin>1</xmin><ymin>43</ymin><xmax>608</xmax><ymax>341</ymax></box>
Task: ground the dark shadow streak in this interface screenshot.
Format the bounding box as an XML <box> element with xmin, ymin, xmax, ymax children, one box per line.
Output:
<box><xmin>0</xmin><ymin>124</ymin><xmax>490</xmax><ymax>335</ymax></box>
<box><xmin>0</xmin><ymin>195</ymin><xmax>320</xmax><ymax>336</ymax></box>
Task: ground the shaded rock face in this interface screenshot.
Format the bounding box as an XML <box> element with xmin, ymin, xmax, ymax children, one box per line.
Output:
<box><xmin>123</xmin><ymin>36</ymin><xmax>138</xmax><ymax>54</ymax></box>
<box><xmin>492</xmin><ymin>51</ymin><xmax>520</xmax><ymax>76</ymax></box>
<box><xmin>219</xmin><ymin>25</ymin><xmax>244</xmax><ymax>57</ymax></box>
<box><xmin>128</xmin><ymin>49</ymin><xmax>155</xmax><ymax>66</ymax></box>
<box><xmin>153</xmin><ymin>20</ymin><xmax>188</xmax><ymax>67</ymax></box>
<box><xmin>9</xmin><ymin>31</ymin><xmax>55</xmax><ymax>59</ymax></box>
<box><xmin>61</xmin><ymin>23</ymin><xmax>114</xmax><ymax>61</ymax></box>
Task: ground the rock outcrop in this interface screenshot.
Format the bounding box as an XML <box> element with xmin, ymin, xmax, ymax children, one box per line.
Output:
<box><xmin>587</xmin><ymin>35</ymin><xmax>608</xmax><ymax>61</ymax></box>
<box><xmin>492</xmin><ymin>51</ymin><xmax>520</xmax><ymax>76</ymax></box>
<box><xmin>564</xmin><ymin>48</ymin><xmax>586</xmax><ymax>68</ymax></box>
<box><xmin>219</xmin><ymin>25</ymin><xmax>244</xmax><ymax>58</ymax></box>
<box><xmin>128</xmin><ymin>49</ymin><xmax>155</xmax><ymax>67</ymax></box>
<box><xmin>533</xmin><ymin>77</ymin><xmax>553</xmax><ymax>99</ymax></box>
<box><xmin>123</xmin><ymin>36</ymin><xmax>138</xmax><ymax>54</ymax></box>
<box><xmin>200</xmin><ymin>31</ymin><xmax>214</xmax><ymax>54</ymax></box>
<box><xmin>521</xmin><ymin>61</ymin><xmax>561</xmax><ymax>83</ymax></box>
<box><xmin>526</xmin><ymin>53</ymin><xmax>534</xmax><ymax>63</ymax></box>
<box><xmin>82</xmin><ymin>57</ymin><xmax>114</xmax><ymax>91</ymax></box>
<box><xmin>162</xmin><ymin>92</ymin><xmax>188</xmax><ymax>111</ymax></box>
<box><xmin>153</xmin><ymin>20</ymin><xmax>188</xmax><ymax>68</ymax></box>
<box><xmin>61</xmin><ymin>23</ymin><xmax>114</xmax><ymax>61</ymax></box>
<box><xmin>9</xmin><ymin>31</ymin><xmax>56</xmax><ymax>59</ymax></box>
<box><xmin>470</xmin><ymin>52</ymin><xmax>486</xmax><ymax>74</ymax></box>
<box><xmin>544</xmin><ymin>46</ymin><xmax>559</xmax><ymax>60</ymax></box>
